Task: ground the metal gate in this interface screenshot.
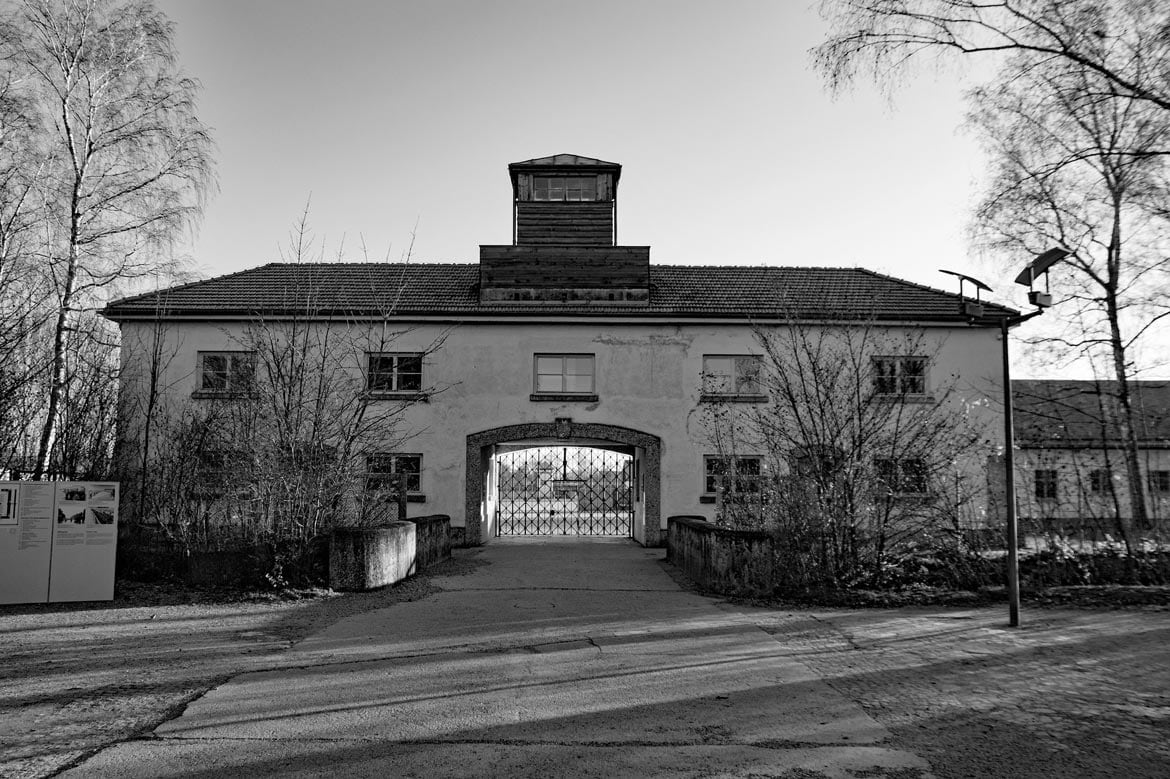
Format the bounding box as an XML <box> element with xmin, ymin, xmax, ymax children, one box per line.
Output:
<box><xmin>496</xmin><ymin>446</ymin><xmax>633</xmax><ymax>536</ymax></box>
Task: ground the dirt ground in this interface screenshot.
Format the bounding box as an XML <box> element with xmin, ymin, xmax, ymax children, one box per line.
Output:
<box><xmin>1</xmin><ymin>556</ymin><xmax>1168</xmax><ymax>779</ymax></box>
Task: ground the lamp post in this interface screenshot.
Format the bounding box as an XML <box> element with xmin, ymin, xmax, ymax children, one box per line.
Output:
<box><xmin>942</xmin><ymin>247</ymin><xmax>1068</xmax><ymax>628</ymax></box>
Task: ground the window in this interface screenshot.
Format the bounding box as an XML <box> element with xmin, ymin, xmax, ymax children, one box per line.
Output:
<box><xmin>1149</xmin><ymin>471</ymin><xmax>1170</xmax><ymax>493</ymax></box>
<box><xmin>702</xmin><ymin>355</ymin><xmax>762</xmax><ymax>397</ymax></box>
<box><xmin>704</xmin><ymin>455</ymin><xmax>762</xmax><ymax>494</ymax></box>
<box><xmin>368</xmin><ymin>353</ymin><xmax>423</xmax><ymax>393</ymax></box>
<box><xmin>872</xmin><ymin>357</ymin><xmax>927</xmax><ymax>396</ymax></box>
<box><xmin>198</xmin><ymin>351</ymin><xmax>254</xmax><ymax>394</ymax></box>
<box><xmin>533</xmin><ymin>176</ymin><xmax>597</xmax><ymax>202</ymax></box>
<box><xmin>534</xmin><ymin>354</ymin><xmax>595</xmax><ymax>394</ymax></box>
<box><xmin>875</xmin><ymin>457</ymin><xmax>929</xmax><ymax>495</ymax></box>
<box><xmin>1089</xmin><ymin>468</ymin><xmax>1112</xmax><ymax>494</ymax></box>
<box><xmin>366</xmin><ymin>453</ymin><xmax>422</xmax><ymax>493</ymax></box>
<box><xmin>1035</xmin><ymin>469</ymin><xmax>1058</xmax><ymax>500</ymax></box>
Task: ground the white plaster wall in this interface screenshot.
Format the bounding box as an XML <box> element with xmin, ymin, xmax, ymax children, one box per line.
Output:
<box><xmin>1015</xmin><ymin>447</ymin><xmax>1170</xmax><ymax>525</ymax></box>
<box><xmin>117</xmin><ymin>318</ymin><xmax>1006</xmax><ymax>533</ymax></box>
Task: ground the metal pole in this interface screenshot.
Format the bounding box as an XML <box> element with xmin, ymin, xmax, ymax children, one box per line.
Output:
<box><xmin>1001</xmin><ymin>317</ymin><xmax>1021</xmax><ymax>627</ymax></box>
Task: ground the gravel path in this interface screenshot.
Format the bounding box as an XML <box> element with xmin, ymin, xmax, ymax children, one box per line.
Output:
<box><xmin>2</xmin><ymin>553</ymin><xmax>1167</xmax><ymax>778</ymax></box>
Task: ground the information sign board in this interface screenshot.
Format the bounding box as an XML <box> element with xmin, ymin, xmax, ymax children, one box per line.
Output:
<box><xmin>0</xmin><ymin>481</ymin><xmax>119</xmax><ymax>605</ymax></box>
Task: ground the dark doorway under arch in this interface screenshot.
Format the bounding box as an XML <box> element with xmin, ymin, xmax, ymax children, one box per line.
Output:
<box><xmin>465</xmin><ymin>420</ymin><xmax>661</xmax><ymax>546</ymax></box>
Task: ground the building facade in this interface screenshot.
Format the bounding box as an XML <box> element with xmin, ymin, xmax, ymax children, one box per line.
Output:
<box><xmin>1013</xmin><ymin>379</ymin><xmax>1170</xmax><ymax>541</ymax></box>
<box><xmin>104</xmin><ymin>155</ymin><xmax>1012</xmax><ymax>546</ymax></box>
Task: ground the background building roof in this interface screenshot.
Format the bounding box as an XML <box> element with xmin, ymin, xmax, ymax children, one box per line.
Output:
<box><xmin>1013</xmin><ymin>380</ymin><xmax>1170</xmax><ymax>448</ymax></box>
<box><xmin>102</xmin><ymin>262</ymin><xmax>1016</xmax><ymax>323</ymax></box>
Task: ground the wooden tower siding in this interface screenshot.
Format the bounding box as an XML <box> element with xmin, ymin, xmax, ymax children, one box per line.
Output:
<box><xmin>516</xmin><ymin>201</ymin><xmax>614</xmax><ymax>245</ymax></box>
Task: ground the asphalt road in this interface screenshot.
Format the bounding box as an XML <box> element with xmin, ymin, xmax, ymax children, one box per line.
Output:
<box><xmin>63</xmin><ymin>538</ymin><xmax>933</xmax><ymax>778</ymax></box>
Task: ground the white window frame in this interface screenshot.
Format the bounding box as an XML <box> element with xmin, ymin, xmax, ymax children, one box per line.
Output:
<box><xmin>366</xmin><ymin>453</ymin><xmax>422</xmax><ymax>494</ymax></box>
<box><xmin>197</xmin><ymin>351</ymin><xmax>255</xmax><ymax>394</ymax></box>
<box><xmin>701</xmin><ymin>355</ymin><xmax>763</xmax><ymax>397</ymax></box>
<box><xmin>872</xmin><ymin>356</ymin><xmax>928</xmax><ymax>396</ymax></box>
<box><xmin>533</xmin><ymin>354</ymin><xmax>596</xmax><ymax>395</ymax></box>
<box><xmin>532</xmin><ymin>176</ymin><xmax>598</xmax><ymax>202</ymax></box>
<box><xmin>703</xmin><ymin>455</ymin><xmax>763</xmax><ymax>495</ymax></box>
<box><xmin>367</xmin><ymin>352</ymin><xmax>424</xmax><ymax>393</ymax></box>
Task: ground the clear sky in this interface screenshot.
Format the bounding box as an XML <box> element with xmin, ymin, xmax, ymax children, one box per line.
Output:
<box><xmin>156</xmin><ymin>0</ymin><xmax>1036</xmax><ymax>323</ymax></box>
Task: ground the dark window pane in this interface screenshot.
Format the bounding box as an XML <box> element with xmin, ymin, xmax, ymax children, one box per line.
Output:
<box><xmin>202</xmin><ymin>355</ymin><xmax>228</xmax><ymax>391</ymax></box>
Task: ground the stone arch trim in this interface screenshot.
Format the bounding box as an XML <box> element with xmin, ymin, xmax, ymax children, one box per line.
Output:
<box><xmin>465</xmin><ymin>420</ymin><xmax>662</xmax><ymax>546</ymax></box>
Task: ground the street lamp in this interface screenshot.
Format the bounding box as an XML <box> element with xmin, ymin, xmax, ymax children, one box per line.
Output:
<box><xmin>941</xmin><ymin>247</ymin><xmax>1068</xmax><ymax>628</ymax></box>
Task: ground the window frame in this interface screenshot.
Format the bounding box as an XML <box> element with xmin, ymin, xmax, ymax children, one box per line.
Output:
<box><xmin>1089</xmin><ymin>468</ymin><xmax>1112</xmax><ymax>494</ymax></box>
<box><xmin>701</xmin><ymin>354</ymin><xmax>765</xmax><ymax>400</ymax></box>
<box><xmin>1034</xmin><ymin>468</ymin><xmax>1059</xmax><ymax>501</ymax></box>
<box><xmin>196</xmin><ymin>351</ymin><xmax>255</xmax><ymax>396</ymax></box>
<box><xmin>703</xmin><ymin>454</ymin><xmax>763</xmax><ymax>496</ymax></box>
<box><xmin>532</xmin><ymin>175</ymin><xmax>598</xmax><ymax>202</ymax></box>
<box><xmin>871</xmin><ymin>356</ymin><xmax>928</xmax><ymax>397</ymax></box>
<box><xmin>874</xmin><ymin>457</ymin><xmax>930</xmax><ymax>496</ymax></box>
<box><xmin>1148</xmin><ymin>470</ymin><xmax>1170</xmax><ymax>494</ymax></box>
<box><xmin>366</xmin><ymin>352</ymin><xmax>424</xmax><ymax>395</ymax></box>
<box><xmin>365</xmin><ymin>453</ymin><xmax>423</xmax><ymax>494</ymax></box>
<box><xmin>532</xmin><ymin>353</ymin><xmax>597</xmax><ymax>397</ymax></box>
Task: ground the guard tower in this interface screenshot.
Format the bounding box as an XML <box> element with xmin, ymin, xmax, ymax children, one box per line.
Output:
<box><xmin>479</xmin><ymin>154</ymin><xmax>650</xmax><ymax>303</ymax></box>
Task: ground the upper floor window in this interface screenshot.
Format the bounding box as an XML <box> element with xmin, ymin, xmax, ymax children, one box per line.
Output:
<box><xmin>702</xmin><ymin>355</ymin><xmax>763</xmax><ymax>397</ymax></box>
<box><xmin>1089</xmin><ymin>468</ymin><xmax>1112</xmax><ymax>494</ymax></box>
<box><xmin>198</xmin><ymin>351</ymin><xmax>254</xmax><ymax>394</ymax></box>
<box><xmin>1149</xmin><ymin>470</ymin><xmax>1170</xmax><ymax>494</ymax></box>
<box><xmin>366</xmin><ymin>453</ymin><xmax>422</xmax><ymax>493</ymax></box>
<box><xmin>872</xmin><ymin>357</ymin><xmax>927</xmax><ymax>396</ymax></box>
<box><xmin>534</xmin><ymin>354</ymin><xmax>595</xmax><ymax>395</ymax></box>
<box><xmin>368</xmin><ymin>352</ymin><xmax>423</xmax><ymax>393</ymax></box>
<box><xmin>533</xmin><ymin>176</ymin><xmax>598</xmax><ymax>202</ymax></box>
<box><xmin>704</xmin><ymin>455</ymin><xmax>762</xmax><ymax>495</ymax></box>
<box><xmin>875</xmin><ymin>457</ymin><xmax>928</xmax><ymax>495</ymax></box>
<box><xmin>1035</xmin><ymin>469</ymin><xmax>1058</xmax><ymax>500</ymax></box>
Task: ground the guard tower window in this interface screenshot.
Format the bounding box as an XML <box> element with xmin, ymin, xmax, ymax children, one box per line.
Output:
<box><xmin>533</xmin><ymin>176</ymin><xmax>597</xmax><ymax>202</ymax></box>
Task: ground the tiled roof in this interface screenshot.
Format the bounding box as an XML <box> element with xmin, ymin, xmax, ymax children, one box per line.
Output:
<box><xmin>1013</xmin><ymin>380</ymin><xmax>1170</xmax><ymax>447</ymax></box>
<box><xmin>102</xmin><ymin>262</ymin><xmax>1015</xmax><ymax>323</ymax></box>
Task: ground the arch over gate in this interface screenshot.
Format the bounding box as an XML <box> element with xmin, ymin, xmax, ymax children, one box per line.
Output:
<box><xmin>465</xmin><ymin>420</ymin><xmax>661</xmax><ymax>546</ymax></box>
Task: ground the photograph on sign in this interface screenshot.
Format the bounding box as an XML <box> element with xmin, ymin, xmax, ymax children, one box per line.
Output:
<box><xmin>88</xmin><ymin>485</ymin><xmax>117</xmax><ymax>504</ymax></box>
<box><xmin>57</xmin><ymin>507</ymin><xmax>86</xmax><ymax>525</ymax></box>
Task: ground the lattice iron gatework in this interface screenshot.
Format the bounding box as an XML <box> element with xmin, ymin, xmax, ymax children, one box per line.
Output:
<box><xmin>496</xmin><ymin>446</ymin><xmax>633</xmax><ymax>536</ymax></box>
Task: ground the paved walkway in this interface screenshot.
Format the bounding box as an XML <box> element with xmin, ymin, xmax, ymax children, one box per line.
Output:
<box><xmin>66</xmin><ymin>539</ymin><xmax>932</xmax><ymax>778</ymax></box>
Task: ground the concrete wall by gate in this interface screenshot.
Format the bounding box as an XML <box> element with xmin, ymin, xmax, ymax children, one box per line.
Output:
<box><xmin>466</xmin><ymin>421</ymin><xmax>661</xmax><ymax>547</ymax></box>
<box><xmin>666</xmin><ymin>515</ymin><xmax>774</xmax><ymax>596</ymax></box>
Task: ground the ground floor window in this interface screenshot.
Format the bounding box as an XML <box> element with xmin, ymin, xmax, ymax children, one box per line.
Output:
<box><xmin>704</xmin><ymin>455</ymin><xmax>762</xmax><ymax>495</ymax></box>
<box><xmin>1089</xmin><ymin>468</ymin><xmax>1112</xmax><ymax>494</ymax></box>
<box><xmin>366</xmin><ymin>453</ymin><xmax>422</xmax><ymax>493</ymax></box>
<box><xmin>875</xmin><ymin>457</ymin><xmax>928</xmax><ymax>496</ymax></box>
<box><xmin>1035</xmin><ymin>469</ymin><xmax>1058</xmax><ymax>500</ymax></box>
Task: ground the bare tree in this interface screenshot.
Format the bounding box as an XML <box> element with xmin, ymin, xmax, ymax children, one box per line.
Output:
<box><xmin>970</xmin><ymin>52</ymin><xmax>1170</xmax><ymax>533</ymax></box>
<box><xmin>702</xmin><ymin>320</ymin><xmax>992</xmax><ymax>589</ymax></box>
<box><xmin>0</xmin><ymin>0</ymin><xmax>214</xmax><ymax>479</ymax></box>
<box><xmin>815</xmin><ymin>0</ymin><xmax>1170</xmax><ymax>115</ymax></box>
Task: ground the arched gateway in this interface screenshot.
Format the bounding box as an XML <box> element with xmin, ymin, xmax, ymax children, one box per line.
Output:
<box><xmin>465</xmin><ymin>420</ymin><xmax>661</xmax><ymax>546</ymax></box>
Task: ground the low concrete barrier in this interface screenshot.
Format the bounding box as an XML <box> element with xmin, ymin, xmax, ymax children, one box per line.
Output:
<box><xmin>329</xmin><ymin>522</ymin><xmax>417</xmax><ymax>591</ymax></box>
<box><xmin>666</xmin><ymin>515</ymin><xmax>774</xmax><ymax>596</ymax></box>
<box><xmin>407</xmin><ymin>514</ymin><xmax>452</xmax><ymax>570</ymax></box>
